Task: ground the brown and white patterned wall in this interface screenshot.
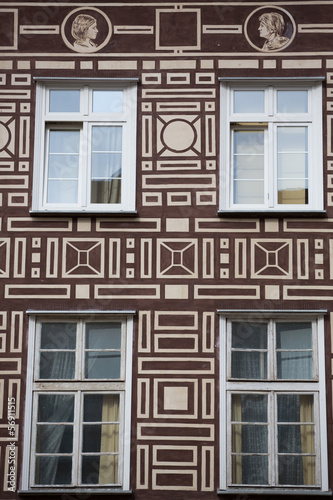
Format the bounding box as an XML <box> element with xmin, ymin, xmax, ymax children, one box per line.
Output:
<box><xmin>1</xmin><ymin>1</ymin><xmax>333</xmax><ymax>498</ymax></box>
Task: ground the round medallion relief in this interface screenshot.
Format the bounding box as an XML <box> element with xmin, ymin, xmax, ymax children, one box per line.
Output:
<box><xmin>0</xmin><ymin>123</ymin><xmax>10</xmax><ymax>152</ymax></box>
<box><xmin>161</xmin><ymin>119</ymin><xmax>197</xmax><ymax>153</ymax></box>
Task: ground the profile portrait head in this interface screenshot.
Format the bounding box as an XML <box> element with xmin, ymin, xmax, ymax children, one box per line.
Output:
<box><xmin>71</xmin><ymin>14</ymin><xmax>99</xmax><ymax>52</ymax></box>
<box><xmin>258</xmin><ymin>11</ymin><xmax>290</xmax><ymax>50</ymax></box>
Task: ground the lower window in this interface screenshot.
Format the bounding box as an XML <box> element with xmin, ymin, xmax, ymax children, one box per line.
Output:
<box><xmin>220</xmin><ymin>314</ymin><xmax>328</xmax><ymax>491</ymax></box>
<box><xmin>23</xmin><ymin>315</ymin><xmax>133</xmax><ymax>490</ymax></box>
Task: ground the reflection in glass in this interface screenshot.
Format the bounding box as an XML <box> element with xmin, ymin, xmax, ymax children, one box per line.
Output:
<box><xmin>93</xmin><ymin>90</ymin><xmax>123</xmax><ymax>113</ymax></box>
<box><xmin>276</xmin><ymin>322</ymin><xmax>313</xmax><ymax>379</ymax></box>
<box><xmin>91</xmin><ymin>126</ymin><xmax>122</xmax><ymax>204</ymax></box>
<box><xmin>277</xmin><ymin>127</ymin><xmax>308</xmax><ymax>204</ymax></box>
<box><xmin>277</xmin><ymin>90</ymin><xmax>308</xmax><ymax>114</ymax></box>
<box><xmin>47</xmin><ymin>130</ymin><xmax>80</xmax><ymax>204</ymax></box>
<box><xmin>234</xmin><ymin>90</ymin><xmax>265</xmax><ymax>113</ymax></box>
<box><xmin>49</xmin><ymin>90</ymin><xmax>80</xmax><ymax>113</ymax></box>
<box><xmin>233</xmin><ymin>130</ymin><xmax>265</xmax><ymax>204</ymax></box>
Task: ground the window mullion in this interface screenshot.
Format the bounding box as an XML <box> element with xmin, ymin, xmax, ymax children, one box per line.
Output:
<box><xmin>268</xmin><ymin>124</ymin><xmax>275</xmax><ymax>208</ymax></box>
<box><xmin>271</xmin><ymin>392</ymin><xmax>277</xmax><ymax>487</ymax></box>
<box><xmin>73</xmin><ymin>391</ymin><xmax>82</xmax><ymax>486</ymax></box>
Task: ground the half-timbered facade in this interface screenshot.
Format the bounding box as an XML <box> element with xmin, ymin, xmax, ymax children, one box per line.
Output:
<box><xmin>0</xmin><ymin>1</ymin><xmax>333</xmax><ymax>499</ymax></box>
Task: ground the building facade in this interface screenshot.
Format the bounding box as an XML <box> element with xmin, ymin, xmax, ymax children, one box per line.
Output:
<box><xmin>0</xmin><ymin>1</ymin><xmax>333</xmax><ymax>499</ymax></box>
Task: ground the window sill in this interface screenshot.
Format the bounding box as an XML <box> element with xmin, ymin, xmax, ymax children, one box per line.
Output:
<box><xmin>218</xmin><ymin>489</ymin><xmax>331</xmax><ymax>496</ymax></box>
<box><xmin>217</xmin><ymin>210</ymin><xmax>327</xmax><ymax>218</ymax></box>
<box><xmin>29</xmin><ymin>210</ymin><xmax>138</xmax><ymax>217</ymax></box>
<box><xmin>218</xmin><ymin>490</ymin><xmax>331</xmax><ymax>497</ymax></box>
<box><xmin>18</xmin><ymin>489</ymin><xmax>133</xmax><ymax>496</ymax></box>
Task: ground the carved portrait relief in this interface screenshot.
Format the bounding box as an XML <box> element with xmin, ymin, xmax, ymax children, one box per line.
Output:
<box><xmin>245</xmin><ymin>6</ymin><xmax>295</xmax><ymax>52</ymax></box>
<box><xmin>61</xmin><ymin>7</ymin><xmax>112</xmax><ymax>53</ymax></box>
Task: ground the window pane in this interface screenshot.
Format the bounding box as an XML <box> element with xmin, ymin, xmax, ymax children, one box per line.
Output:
<box><xmin>86</xmin><ymin>322</ymin><xmax>122</xmax><ymax>350</ymax></box>
<box><xmin>232</xmin><ymin>394</ymin><xmax>268</xmax><ymax>423</ymax></box>
<box><xmin>277</xmin><ymin>393</ymin><xmax>315</xmax><ymax>484</ymax></box>
<box><xmin>93</xmin><ymin>90</ymin><xmax>123</xmax><ymax>113</ymax></box>
<box><xmin>35</xmin><ymin>456</ymin><xmax>72</xmax><ymax>485</ymax></box>
<box><xmin>82</xmin><ymin>455</ymin><xmax>118</xmax><ymax>485</ymax></box>
<box><xmin>278</xmin><ymin>456</ymin><xmax>315</xmax><ymax>486</ymax></box>
<box><xmin>232</xmin><ymin>455</ymin><xmax>268</xmax><ymax>485</ymax></box>
<box><xmin>49</xmin><ymin>90</ymin><xmax>80</xmax><ymax>113</ymax></box>
<box><xmin>37</xmin><ymin>424</ymin><xmax>73</xmax><ymax>453</ymax></box>
<box><xmin>39</xmin><ymin>351</ymin><xmax>75</xmax><ymax>379</ymax></box>
<box><xmin>231</xmin><ymin>322</ymin><xmax>267</xmax><ymax>379</ymax></box>
<box><xmin>83</xmin><ymin>424</ymin><xmax>119</xmax><ymax>452</ymax></box>
<box><xmin>234</xmin><ymin>90</ymin><xmax>265</xmax><ymax>113</ymax></box>
<box><xmin>39</xmin><ymin>323</ymin><xmax>76</xmax><ymax>379</ymax></box>
<box><xmin>276</xmin><ymin>323</ymin><xmax>313</xmax><ymax>379</ymax></box>
<box><xmin>91</xmin><ymin>126</ymin><xmax>122</xmax><ymax>204</ymax></box>
<box><xmin>47</xmin><ymin>130</ymin><xmax>80</xmax><ymax>204</ymax></box>
<box><xmin>232</xmin><ymin>322</ymin><xmax>267</xmax><ymax>349</ymax></box>
<box><xmin>37</xmin><ymin>394</ymin><xmax>74</xmax><ymax>422</ymax></box>
<box><xmin>40</xmin><ymin>323</ymin><xmax>76</xmax><ymax>349</ymax></box>
<box><xmin>278</xmin><ymin>127</ymin><xmax>308</xmax><ymax>205</ymax></box>
<box><xmin>276</xmin><ymin>322</ymin><xmax>312</xmax><ymax>349</ymax></box>
<box><xmin>232</xmin><ymin>424</ymin><xmax>268</xmax><ymax>453</ymax></box>
<box><xmin>233</xmin><ymin>130</ymin><xmax>265</xmax><ymax>204</ymax></box>
<box><xmin>85</xmin><ymin>352</ymin><xmax>121</xmax><ymax>379</ymax></box>
<box><xmin>277</xmin><ymin>90</ymin><xmax>308</xmax><ymax>113</ymax></box>
<box><xmin>84</xmin><ymin>394</ymin><xmax>120</xmax><ymax>422</ymax></box>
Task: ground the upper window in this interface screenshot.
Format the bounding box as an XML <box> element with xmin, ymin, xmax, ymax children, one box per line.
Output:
<box><xmin>220</xmin><ymin>314</ymin><xmax>328</xmax><ymax>492</ymax></box>
<box><xmin>220</xmin><ymin>81</ymin><xmax>323</xmax><ymax>212</ymax></box>
<box><xmin>22</xmin><ymin>315</ymin><xmax>133</xmax><ymax>491</ymax></box>
<box><xmin>33</xmin><ymin>80</ymin><xmax>137</xmax><ymax>213</ymax></box>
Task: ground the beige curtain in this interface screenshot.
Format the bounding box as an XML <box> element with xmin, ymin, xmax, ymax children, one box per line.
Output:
<box><xmin>300</xmin><ymin>395</ymin><xmax>315</xmax><ymax>485</ymax></box>
<box><xmin>231</xmin><ymin>394</ymin><xmax>242</xmax><ymax>484</ymax></box>
<box><xmin>99</xmin><ymin>394</ymin><xmax>120</xmax><ymax>484</ymax></box>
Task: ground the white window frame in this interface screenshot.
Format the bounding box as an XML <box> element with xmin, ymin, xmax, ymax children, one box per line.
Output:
<box><xmin>21</xmin><ymin>312</ymin><xmax>134</xmax><ymax>492</ymax></box>
<box><xmin>220</xmin><ymin>80</ymin><xmax>323</xmax><ymax>213</ymax></box>
<box><xmin>32</xmin><ymin>79</ymin><xmax>137</xmax><ymax>213</ymax></box>
<box><xmin>219</xmin><ymin>312</ymin><xmax>328</xmax><ymax>493</ymax></box>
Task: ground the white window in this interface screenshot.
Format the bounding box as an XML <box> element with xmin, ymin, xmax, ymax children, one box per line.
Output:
<box><xmin>220</xmin><ymin>313</ymin><xmax>328</xmax><ymax>492</ymax></box>
<box><xmin>220</xmin><ymin>81</ymin><xmax>323</xmax><ymax>212</ymax></box>
<box><xmin>22</xmin><ymin>315</ymin><xmax>133</xmax><ymax>491</ymax></box>
<box><xmin>32</xmin><ymin>80</ymin><xmax>137</xmax><ymax>213</ymax></box>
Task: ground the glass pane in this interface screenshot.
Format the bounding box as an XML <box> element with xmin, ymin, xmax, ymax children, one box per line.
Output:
<box><xmin>276</xmin><ymin>322</ymin><xmax>312</xmax><ymax>349</ymax></box>
<box><xmin>40</xmin><ymin>323</ymin><xmax>76</xmax><ymax>349</ymax></box>
<box><xmin>276</xmin><ymin>323</ymin><xmax>313</xmax><ymax>379</ymax></box>
<box><xmin>37</xmin><ymin>394</ymin><xmax>74</xmax><ymax>422</ymax></box>
<box><xmin>91</xmin><ymin>127</ymin><xmax>122</xmax><ymax>204</ymax></box>
<box><xmin>85</xmin><ymin>351</ymin><xmax>121</xmax><ymax>379</ymax></box>
<box><xmin>47</xmin><ymin>130</ymin><xmax>80</xmax><ymax>204</ymax></box>
<box><xmin>232</xmin><ymin>394</ymin><xmax>268</xmax><ymax>423</ymax></box>
<box><xmin>37</xmin><ymin>424</ymin><xmax>73</xmax><ymax>453</ymax></box>
<box><xmin>277</xmin><ymin>90</ymin><xmax>308</xmax><ymax>113</ymax></box>
<box><xmin>84</xmin><ymin>394</ymin><xmax>120</xmax><ymax>422</ymax></box>
<box><xmin>232</xmin><ymin>424</ymin><xmax>268</xmax><ymax>453</ymax></box>
<box><xmin>278</xmin><ymin>424</ymin><xmax>314</xmax><ymax>453</ymax></box>
<box><xmin>49</xmin><ymin>130</ymin><xmax>80</xmax><ymax>154</ymax></box>
<box><xmin>86</xmin><ymin>323</ymin><xmax>122</xmax><ymax>349</ymax></box>
<box><xmin>277</xmin><ymin>394</ymin><xmax>314</xmax><ymax>422</ymax></box>
<box><xmin>83</xmin><ymin>424</ymin><xmax>119</xmax><ymax>452</ymax></box>
<box><xmin>278</xmin><ymin>456</ymin><xmax>315</xmax><ymax>486</ymax></box>
<box><xmin>233</xmin><ymin>130</ymin><xmax>265</xmax><ymax>204</ymax></box>
<box><xmin>35</xmin><ymin>456</ymin><xmax>72</xmax><ymax>485</ymax></box>
<box><xmin>49</xmin><ymin>90</ymin><xmax>80</xmax><ymax>113</ymax></box>
<box><xmin>278</xmin><ymin>179</ymin><xmax>308</xmax><ymax>205</ymax></box>
<box><xmin>39</xmin><ymin>351</ymin><xmax>75</xmax><ymax>379</ymax></box>
<box><xmin>234</xmin><ymin>180</ymin><xmax>264</xmax><ymax>204</ymax></box>
<box><xmin>277</xmin><ymin>351</ymin><xmax>313</xmax><ymax>379</ymax></box>
<box><xmin>93</xmin><ymin>90</ymin><xmax>123</xmax><ymax>113</ymax></box>
<box><xmin>232</xmin><ymin>322</ymin><xmax>267</xmax><ymax>349</ymax></box>
<box><xmin>82</xmin><ymin>455</ymin><xmax>118</xmax><ymax>485</ymax></box>
<box><xmin>278</xmin><ymin>153</ymin><xmax>308</xmax><ymax>179</ymax></box>
<box><xmin>232</xmin><ymin>455</ymin><xmax>268</xmax><ymax>485</ymax></box>
<box><xmin>234</xmin><ymin>90</ymin><xmax>265</xmax><ymax>113</ymax></box>
<box><xmin>278</xmin><ymin>127</ymin><xmax>308</xmax><ymax>152</ymax></box>
<box><xmin>231</xmin><ymin>351</ymin><xmax>267</xmax><ymax>379</ymax></box>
